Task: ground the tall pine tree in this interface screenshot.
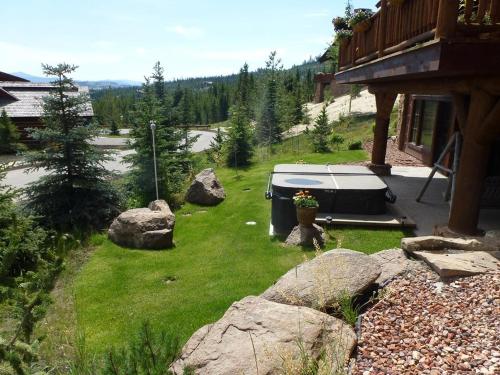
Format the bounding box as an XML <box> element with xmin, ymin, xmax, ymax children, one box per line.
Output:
<box><xmin>24</xmin><ymin>64</ymin><xmax>121</xmax><ymax>232</ymax></box>
<box><xmin>226</xmin><ymin>104</ymin><xmax>254</xmax><ymax>168</ymax></box>
<box><xmin>257</xmin><ymin>51</ymin><xmax>283</xmax><ymax>145</ymax></box>
<box><xmin>310</xmin><ymin>105</ymin><xmax>332</xmax><ymax>153</ymax></box>
<box><xmin>126</xmin><ymin>62</ymin><xmax>193</xmax><ymax>206</ymax></box>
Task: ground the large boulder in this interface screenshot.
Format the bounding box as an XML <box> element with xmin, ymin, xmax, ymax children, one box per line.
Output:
<box><xmin>370</xmin><ymin>248</ymin><xmax>423</xmax><ymax>286</ymax></box>
<box><xmin>186</xmin><ymin>168</ymin><xmax>225</xmax><ymax>206</ymax></box>
<box><xmin>402</xmin><ymin>235</ymin><xmax>497</xmax><ymax>253</ymax></box>
<box><xmin>108</xmin><ymin>200</ymin><xmax>175</xmax><ymax>250</ymax></box>
<box><xmin>285</xmin><ymin>224</ymin><xmax>326</xmax><ymax>248</ymax></box>
<box><xmin>261</xmin><ymin>249</ymin><xmax>380</xmax><ymax>310</ymax></box>
<box><xmin>412</xmin><ymin>250</ymin><xmax>499</xmax><ymax>278</ymax></box>
<box><xmin>170</xmin><ymin>296</ymin><xmax>356</xmax><ymax>375</ymax></box>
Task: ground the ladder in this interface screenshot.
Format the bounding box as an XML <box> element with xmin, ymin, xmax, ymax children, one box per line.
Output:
<box><xmin>416</xmin><ymin>132</ymin><xmax>462</xmax><ymax>203</ymax></box>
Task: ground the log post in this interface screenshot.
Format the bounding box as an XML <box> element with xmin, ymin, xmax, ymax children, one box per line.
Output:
<box><xmin>314</xmin><ymin>82</ymin><xmax>324</xmax><ymax>103</ymax></box>
<box><xmin>369</xmin><ymin>91</ymin><xmax>397</xmax><ymax>176</ymax></box>
<box><xmin>378</xmin><ymin>0</ymin><xmax>388</xmax><ymax>58</ymax></box>
<box><xmin>436</xmin><ymin>0</ymin><xmax>459</xmax><ymax>39</ymax></box>
<box><xmin>448</xmin><ymin>89</ymin><xmax>498</xmax><ymax>235</ymax></box>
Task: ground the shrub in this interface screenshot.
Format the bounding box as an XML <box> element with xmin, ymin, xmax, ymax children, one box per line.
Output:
<box><xmin>0</xmin><ymin>109</ymin><xmax>23</xmax><ymax>154</ymax></box>
<box><xmin>330</xmin><ymin>134</ymin><xmax>345</xmax><ymax>151</ymax></box>
<box><xmin>348</xmin><ymin>141</ymin><xmax>363</xmax><ymax>150</ymax></box>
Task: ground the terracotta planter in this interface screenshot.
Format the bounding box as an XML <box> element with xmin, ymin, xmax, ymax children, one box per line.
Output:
<box><xmin>353</xmin><ymin>19</ymin><xmax>371</xmax><ymax>33</ymax></box>
<box><xmin>296</xmin><ymin>207</ymin><xmax>318</xmax><ymax>227</ymax></box>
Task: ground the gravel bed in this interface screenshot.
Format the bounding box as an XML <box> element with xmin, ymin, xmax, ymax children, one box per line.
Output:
<box><xmin>353</xmin><ymin>269</ymin><xmax>499</xmax><ymax>375</ymax></box>
<box><xmin>364</xmin><ymin>139</ymin><xmax>426</xmax><ymax>167</ymax></box>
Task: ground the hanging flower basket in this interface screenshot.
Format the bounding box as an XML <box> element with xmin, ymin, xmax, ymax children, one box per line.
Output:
<box><xmin>353</xmin><ymin>18</ymin><xmax>372</xmax><ymax>33</ymax></box>
<box><xmin>293</xmin><ymin>190</ymin><xmax>319</xmax><ymax>227</ymax></box>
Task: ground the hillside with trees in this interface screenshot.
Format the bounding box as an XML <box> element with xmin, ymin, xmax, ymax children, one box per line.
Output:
<box><xmin>91</xmin><ymin>56</ymin><xmax>325</xmax><ymax>131</ymax></box>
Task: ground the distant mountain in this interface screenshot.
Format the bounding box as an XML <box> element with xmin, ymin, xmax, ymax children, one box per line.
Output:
<box><xmin>10</xmin><ymin>72</ymin><xmax>141</xmax><ymax>89</ymax></box>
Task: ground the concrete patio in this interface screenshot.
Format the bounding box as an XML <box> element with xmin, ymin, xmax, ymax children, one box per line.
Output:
<box><xmin>385</xmin><ymin>166</ymin><xmax>500</xmax><ymax>236</ymax></box>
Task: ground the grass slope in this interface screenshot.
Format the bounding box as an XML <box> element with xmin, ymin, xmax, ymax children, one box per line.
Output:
<box><xmin>73</xmin><ymin>147</ymin><xmax>408</xmax><ymax>354</ymax></box>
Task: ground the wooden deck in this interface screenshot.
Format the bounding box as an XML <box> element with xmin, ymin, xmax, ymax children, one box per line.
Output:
<box><xmin>336</xmin><ymin>0</ymin><xmax>500</xmax><ymax>84</ymax></box>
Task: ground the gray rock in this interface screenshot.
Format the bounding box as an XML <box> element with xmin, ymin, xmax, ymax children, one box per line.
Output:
<box><xmin>402</xmin><ymin>236</ymin><xmax>497</xmax><ymax>253</ymax></box>
<box><xmin>108</xmin><ymin>200</ymin><xmax>175</xmax><ymax>249</ymax></box>
<box><xmin>170</xmin><ymin>296</ymin><xmax>356</xmax><ymax>375</ymax></box>
<box><xmin>370</xmin><ymin>248</ymin><xmax>422</xmax><ymax>285</ymax></box>
<box><xmin>285</xmin><ymin>224</ymin><xmax>326</xmax><ymax>248</ymax></box>
<box><xmin>261</xmin><ymin>249</ymin><xmax>380</xmax><ymax>310</ymax></box>
<box><xmin>186</xmin><ymin>168</ymin><xmax>225</xmax><ymax>206</ymax></box>
<box><xmin>412</xmin><ymin>251</ymin><xmax>499</xmax><ymax>278</ymax></box>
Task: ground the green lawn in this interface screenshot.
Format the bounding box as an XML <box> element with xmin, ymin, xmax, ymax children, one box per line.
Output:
<box><xmin>71</xmin><ymin>146</ymin><xmax>409</xmax><ymax>355</ymax></box>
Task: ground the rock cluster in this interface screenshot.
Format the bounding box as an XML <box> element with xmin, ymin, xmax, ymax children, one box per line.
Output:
<box><xmin>261</xmin><ymin>249</ymin><xmax>380</xmax><ymax>310</ymax></box>
<box><xmin>186</xmin><ymin>168</ymin><xmax>225</xmax><ymax>206</ymax></box>
<box><xmin>353</xmin><ymin>269</ymin><xmax>499</xmax><ymax>375</ymax></box>
<box><xmin>170</xmin><ymin>296</ymin><xmax>356</xmax><ymax>375</ymax></box>
<box><xmin>108</xmin><ymin>200</ymin><xmax>175</xmax><ymax>250</ymax></box>
<box><xmin>370</xmin><ymin>248</ymin><xmax>423</xmax><ymax>286</ymax></box>
<box><xmin>402</xmin><ymin>235</ymin><xmax>499</xmax><ymax>278</ymax></box>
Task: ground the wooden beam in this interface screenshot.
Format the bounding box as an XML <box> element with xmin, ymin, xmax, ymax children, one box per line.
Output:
<box><xmin>370</xmin><ymin>92</ymin><xmax>397</xmax><ymax>175</ymax></box>
<box><xmin>451</xmin><ymin>93</ymin><xmax>469</xmax><ymax>133</ymax></box>
<box><xmin>378</xmin><ymin>0</ymin><xmax>388</xmax><ymax>58</ymax></box>
<box><xmin>475</xmin><ymin>98</ymin><xmax>500</xmax><ymax>143</ymax></box>
<box><xmin>436</xmin><ymin>0</ymin><xmax>459</xmax><ymax>38</ymax></box>
<box><xmin>449</xmin><ymin>89</ymin><xmax>496</xmax><ymax>235</ymax></box>
<box><xmin>369</xmin><ymin>77</ymin><xmax>500</xmax><ymax>96</ymax></box>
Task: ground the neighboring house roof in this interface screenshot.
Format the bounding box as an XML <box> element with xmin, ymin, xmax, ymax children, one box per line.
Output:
<box><xmin>0</xmin><ymin>72</ymin><xmax>29</xmax><ymax>82</ymax></box>
<box><xmin>0</xmin><ymin>79</ymin><xmax>94</xmax><ymax>118</ymax></box>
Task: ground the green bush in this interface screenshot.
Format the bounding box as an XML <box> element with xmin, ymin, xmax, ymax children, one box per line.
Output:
<box><xmin>348</xmin><ymin>141</ymin><xmax>363</xmax><ymax>150</ymax></box>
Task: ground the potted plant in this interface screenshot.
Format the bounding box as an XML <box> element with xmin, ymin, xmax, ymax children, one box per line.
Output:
<box><xmin>349</xmin><ymin>9</ymin><xmax>374</xmax><ymax>33</ymax></box>
<box><xmin>335</xmin><ymin>29</ymin><xmax>353</xmax><ymax>47</ymax></box>
<box><xmin>293</xmin><ymin>190</ymin><xmax>319</xmax><ymax>227</ymax></box>
<box><xmin>332</xmin><ymin>16</ymin><xmax>350</xmax><ymax>32</ymax></box>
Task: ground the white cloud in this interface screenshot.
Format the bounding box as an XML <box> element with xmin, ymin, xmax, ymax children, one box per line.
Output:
<box><xmin>167</xmin><ymin>25</ymin><xmax>204</xmax><ymax>39</ymax></box>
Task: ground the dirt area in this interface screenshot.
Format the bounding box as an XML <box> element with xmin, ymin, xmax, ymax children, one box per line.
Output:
<box><xmin>363</xmin><ymin>139</ymin><xmax>426</xmax><ymax>167</ymax></box>
<box><xmin>353</xmin><ymin>269</ymin><xmax>499</xmax><ymax>375</ymax></box>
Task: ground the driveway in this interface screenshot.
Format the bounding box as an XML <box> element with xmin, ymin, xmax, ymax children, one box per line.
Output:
<box><xmin>5</xmin><ymin>131</ymin><xmax>215</xmax><ymax>189</ymax></box>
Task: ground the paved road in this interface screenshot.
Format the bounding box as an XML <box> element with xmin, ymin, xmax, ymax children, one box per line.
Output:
<box><xmin>5</xmin><ymin>131</ymin><xmax>215</xmax><ymax>189</ymax></box>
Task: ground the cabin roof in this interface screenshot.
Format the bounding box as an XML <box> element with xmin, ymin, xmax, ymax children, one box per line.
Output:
<box><xmin>0</xmin><ymin>79</ymin><xmax>93</xmax><ymax>118</ymax></box>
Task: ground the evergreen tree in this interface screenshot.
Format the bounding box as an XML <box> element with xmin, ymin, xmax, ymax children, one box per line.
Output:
<box><xmin>24</xmin><ymin>64</ymin><xmax>121</xmax><ymax>232</ymax></box>
<box><xmin>257</xmin><ymin>51</ymin><xmax>283</xmax><ymax>145</ymax></box>
<box><xmin>208</xmin><ymin>127</ymin><xmax>226</xmax><ymax>165</ymax></box>
<box><xmin>126</xmin><ymin>63</ymin><xmax>192</xmax><ymax>206</ymax></box>
<box><xmin>109</xmin><ymin>116</ymin><xmax>120</xmax><ymax>136</ymax></box>
<box><xmin>310</xmin><ymin>105</ymin><xmax>332</xmax><ymax>153</ymax></box>
<box><xmin>237</xmin><ymin>63</ymin><xmax>253</xmax><ymax>118</ymax></box>
<box><xmin>226</xmin><ymin>104</ymin><xmax>253</xmax><ymax>168</ymax></box>
<box><xmin>0</xmin><ymin>110</ymin><xmax>21</xmax><ymax>154</ymax></box>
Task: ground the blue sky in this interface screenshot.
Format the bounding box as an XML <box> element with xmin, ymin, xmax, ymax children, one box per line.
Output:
<box><xmin>2</xmin><ymin>0</ymin><xmax>375</xmax><ymax>81</ymax></box>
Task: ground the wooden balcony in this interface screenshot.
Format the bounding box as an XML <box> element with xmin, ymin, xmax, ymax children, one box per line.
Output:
<box><xmin>336</xmin><ymin>0</ymin><xmax>500</xmax><ymax>84</ymax></box>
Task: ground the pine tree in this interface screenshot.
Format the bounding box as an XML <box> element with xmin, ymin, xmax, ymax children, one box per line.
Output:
<box><xmin>237</xmin><ymin>63</ymin><xmax>254</xmax><ymax>119</ymax></box>
<box><xmin>257</xmin><ymin>51</ymin><xmax>283</xmax><ymax>145</ymax></box>
<box><xmin>0</xmin><ymin>109</ymin><xmax>21</xmax><ymax>154</ymax></box>
<box><xmin>226</xmin><ymin>104</ymin><xmax>254</xmax><ymax>168</ymax></box>
<box><xmin>126</xmin><ymin>63</ymin><xmax>192</xmax><ymax>206</ymax></box>
<box><xmin>24</xmin><ymin>64</ymin><xmax>121</xmax><ymax>232</ymax></box>
<box><xmin>109</xmin><ymin>116</ymin><xmax>120</xmax><ymax>136</ymax></box>
<box><xmin>209</xmin><ymin>127</ymin><xmax>226</xmax><ymax>165</ymax></box>
<box><xmin>310</xmin><ymin>105</ymin><xmax>332</xmax><ymax>153</ymax></box>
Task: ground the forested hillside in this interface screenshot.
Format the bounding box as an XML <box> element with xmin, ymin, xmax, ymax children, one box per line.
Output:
<box><xmin>91</xmin><ymin>56</ymin><xmax>327</xmax><ymax>130</ymax></box>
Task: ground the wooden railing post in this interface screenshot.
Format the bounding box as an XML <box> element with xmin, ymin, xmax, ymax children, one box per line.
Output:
<box><xmin>436</xmin><ymin>0</ymin><xmax>459</xmax><ymax>38</ymax></box>
<box><xmin>378</xmin><ymin>0</ymin><xmax>388</xmax><ymax>57</ymax></box>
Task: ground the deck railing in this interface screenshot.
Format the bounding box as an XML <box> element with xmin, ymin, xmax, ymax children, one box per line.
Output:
<box><xmin>338</xmin><ymin>0</ymin><xmax>500</xmax><ymax>71</ymax></box>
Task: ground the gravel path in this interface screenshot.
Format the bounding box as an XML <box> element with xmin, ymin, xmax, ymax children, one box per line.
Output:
<box><xmin>353</xmin><ymin>269</ymin><xmax>499</xmax><ymax>375</ymax></box>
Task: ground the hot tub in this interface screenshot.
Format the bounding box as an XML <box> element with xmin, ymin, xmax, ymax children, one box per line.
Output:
<box><xmin>267</xmin><ymin>164</ymin><xmax>392</xmax><ymax>235</ymax></box>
